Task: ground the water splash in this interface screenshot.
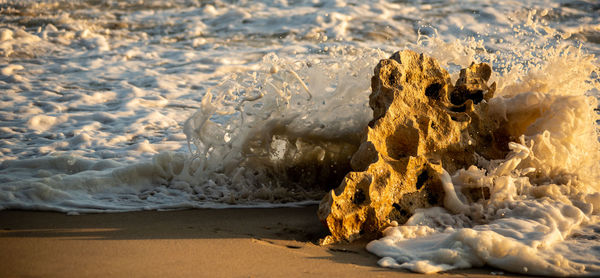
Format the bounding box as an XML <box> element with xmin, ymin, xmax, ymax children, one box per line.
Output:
<box><xmin>182</xmin><ymin>47</ymin><xmax>385</xmax><ymax>203</ymax></box>
<box><xmin>366</xmin><ymin>20</ymin><xmax>600</xmax><ymax>276</ymax></box>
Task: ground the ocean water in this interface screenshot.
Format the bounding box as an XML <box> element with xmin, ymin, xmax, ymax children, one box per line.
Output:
<box><xmin>1</xmin><ymin>0</ymin><xmax>599</xmax><ymax>276</ymax></box>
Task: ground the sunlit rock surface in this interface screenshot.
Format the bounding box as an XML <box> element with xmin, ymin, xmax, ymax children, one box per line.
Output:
<box><xmin>318</xmin><ymin>50</ymin><xmax>504</xmax><ymax>243</ymax></box>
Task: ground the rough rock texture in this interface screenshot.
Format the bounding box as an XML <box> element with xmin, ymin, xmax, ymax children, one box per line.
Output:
<box><xmin>318</xmin><ymin>50</ymin><xmax>504</xmax><ymax>243</ymax></box>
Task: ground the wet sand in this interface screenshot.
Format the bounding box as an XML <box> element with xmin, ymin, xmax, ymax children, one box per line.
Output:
<box><xmin>0</xmin><ymin>206</ymin><xmax>518</xmax><ymax>277</ymax></box>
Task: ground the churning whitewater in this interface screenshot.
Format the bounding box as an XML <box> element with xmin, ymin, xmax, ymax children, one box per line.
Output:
<box><xmin>0</xmin><ymin>0</ymin><xmax>599</xmax><ymax>276</ymax></box>
<box><xmin>366</xmin><ymin>46</ymin><xmax>600</xmax><ymax>276</ymax></box>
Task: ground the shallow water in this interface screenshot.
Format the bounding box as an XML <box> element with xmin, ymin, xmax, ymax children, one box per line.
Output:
<box><xmin>0</xmin><ymin>0</ymin><xmax>599</xmax><ymax>276</ymax></box>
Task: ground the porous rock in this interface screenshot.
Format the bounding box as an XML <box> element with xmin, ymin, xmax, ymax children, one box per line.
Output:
<box><xmin>318</xmin><ymin>50</ymin><xmax>503</xmax><ymax>243</ymax></box>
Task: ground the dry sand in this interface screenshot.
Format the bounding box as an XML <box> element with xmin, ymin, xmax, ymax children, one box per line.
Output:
<box><xmin>0</xmin><ymin>205</ymin><xmax>520</xmax><ymax>277</ymax></box>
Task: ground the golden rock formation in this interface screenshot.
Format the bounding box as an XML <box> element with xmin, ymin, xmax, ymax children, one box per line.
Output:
<box><xmin>318</xmin><ymin>50</ymin><xmax>503</xmax><ymax>243</ymax></box>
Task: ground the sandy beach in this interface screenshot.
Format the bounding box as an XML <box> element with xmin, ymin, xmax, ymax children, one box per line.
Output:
<box><xmin>0</xmin><ymin>205</ymin><xmax>519</xmax><ymax>278</ymax></box>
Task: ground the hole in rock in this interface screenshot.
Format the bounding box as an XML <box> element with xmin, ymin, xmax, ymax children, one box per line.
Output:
<box><xmin>425</xmin><ymin>83</ymin><xmax>443</xmax><ymax>99</ymax></box>
<box><xmin>416</xmin><ymin>170</ymin><xmax>428</xmax><ymax>190</ymax></box>
<box><xmin>353</xmin><ymin>189</ymin><xmax>366</xmax><ymax>205</ymax></box>
<box><xmin>450</xmin><ymin>87</ymin><xmax>468</xmax><ymax>105</ymax></box>
<box><xmin>451</xmin><ymin>87</ymin><xmax>485</xmax><ymax>105</ymax></box>
<box><xmin>385</xmin><ymin>125</ymin><xmax>419</xmax><ymax>159</ymax></box>
<box><xmin>389</xmin><ymin>73</ymin><xmax>396</xmax><ymax>86</ymax></box>
<box><xmin>470</xmin><ymin>90</ymin><xmax>484</xmax><ymax>104</ymax></box>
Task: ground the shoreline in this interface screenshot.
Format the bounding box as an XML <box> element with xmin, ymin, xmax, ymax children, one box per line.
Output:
<box><xmin>1</xmin><ymin>206</ymin><xmax>517</xmax><ymax>277</ymax></box>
